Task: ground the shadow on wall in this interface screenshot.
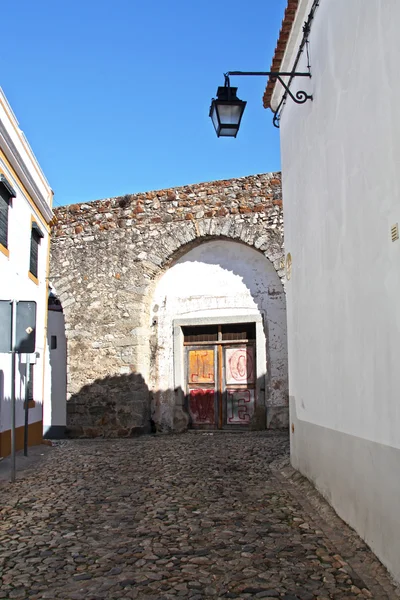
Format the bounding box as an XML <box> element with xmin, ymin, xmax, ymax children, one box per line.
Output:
<box><xmin>66</xmin><ymin>371</ymin><xmax>288</xmax><ymax>438</ymax></box>
<box><xmin>66</xmin><ymin>372</ymin><xmax>154</xmax><ymax>438</ymax></box>
<box><xmin>0</xmin><ymin>396</ymin><xmax>43</xmax><ymax>457</ymax></box>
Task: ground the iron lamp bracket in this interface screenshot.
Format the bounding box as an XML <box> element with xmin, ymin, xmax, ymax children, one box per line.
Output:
<box><xmin>224</xmin><ymin>71</ymin><xmax>313</xmax><ymax>128</ymax></box>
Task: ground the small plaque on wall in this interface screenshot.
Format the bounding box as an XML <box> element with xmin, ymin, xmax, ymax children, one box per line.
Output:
<box><xmin>286</xmin><ymin>253</ymin><xmax>292</xmax><ymax>280</ymax></box>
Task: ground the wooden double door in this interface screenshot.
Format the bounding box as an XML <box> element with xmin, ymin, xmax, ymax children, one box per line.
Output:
<box><xmin>184</xmin><ymin>324</ymin><xmax>256</xmax><ymax>429</ymax></box>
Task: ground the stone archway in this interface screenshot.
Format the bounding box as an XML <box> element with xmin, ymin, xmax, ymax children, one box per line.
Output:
<box><xmin>50</xmin><ymin>173</ymin><xmax>285</xmax><ymax>437</ymax></box>
<box><xmin>149</xmin><ymin>239</ymin><xmax>288</xmax><ymax>433</ymax></box>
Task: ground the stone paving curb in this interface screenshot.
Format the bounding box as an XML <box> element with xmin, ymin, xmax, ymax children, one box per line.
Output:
<box><xmin>270</xmin><ymin>459</ymin><xmax>400</xmax><ymax>600</ymax></box>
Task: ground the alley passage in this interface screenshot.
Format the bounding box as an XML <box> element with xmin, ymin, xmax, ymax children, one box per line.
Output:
<box><xmin>0</xmin><ymin>433</ymin><xmax>399</xmax><ymax>600</ymax></box>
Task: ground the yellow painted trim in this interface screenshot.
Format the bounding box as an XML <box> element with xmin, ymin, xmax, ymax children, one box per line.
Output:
<box><xmin>0</xmin><ymin>242</ymin><xmax>9</xmax><ymax>258</ymax></box>
<box><xmin>0</xmin><ymin>420</ymin><xmax>43</xmax><ymax>458</ymax></box>
<box><xmin>0</xmin><ymin>155</ymin><xmax>51</xmax><ymax>231</ymax></box>
<box><xmin>24</xmin><ymin>400</ymin><xmax>36</xmax><ymax>409</ymax></box>
<box><xmin>0</xmin><ymin>95</ymin><xmax>51</xmax><ymax>195</ymax></box>
<box><xmin>28</xmin><ymin>271</ymin><xmax>39</xmax><ymax>285</ymax></box>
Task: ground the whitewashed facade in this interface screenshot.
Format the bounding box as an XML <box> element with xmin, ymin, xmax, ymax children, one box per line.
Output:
<box><xmin>0</xmin><ymin>88</ymin><xmax>53</xmax><ymax>457</ymax></box>
<box><xmin>43</xmin><ymin>304</ymin><xmax>67</xmax><ymax>438</ymax></box>
<box><xmin>267</xmin><ymin>0</ymin><xmax>400</xmax><ymax>581</ymax></box>
<box><xmin>151</xmin><ymin>240</ymin><xmax>287</xmax><ymax>431</ymax></box>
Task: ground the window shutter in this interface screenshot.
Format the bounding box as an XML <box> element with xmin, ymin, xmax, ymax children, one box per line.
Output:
<box><xmin>0</xmin><ymin>176</ymin><xmax>15</xmax><ymax>250</ymax></box>
<box><xmin>0</xmin><ymin>194</ymin><xmax>8</xmax><ymax>248</ymax></box>
<box><xmin>30</xmin><ymin>233</ymin><xmax>39</xmax><ymax>277</ymax></box>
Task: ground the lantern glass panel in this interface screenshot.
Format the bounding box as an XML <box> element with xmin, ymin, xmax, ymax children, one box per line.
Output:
<box><xmin>210</xmin><ymin>104</ymin><xmax>220</xmax><ymax>131</ymax></box>
<box><xmin>219</xmin><ymin>127</ymin><xmax>238</xmax><ymax>137</ymax></box>
<box><xmin>217</xmin><ymin>103</ymin><xmax>243</xmax><ymax>125</ymax></box>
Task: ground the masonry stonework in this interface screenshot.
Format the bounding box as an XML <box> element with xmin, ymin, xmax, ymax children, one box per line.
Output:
<box><xmin>50</xmin><ymin>173</ymin><xmax>286</xmax><ymax>437</ymax></box>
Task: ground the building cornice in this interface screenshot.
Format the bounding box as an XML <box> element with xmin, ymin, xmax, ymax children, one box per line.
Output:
<box><xmin>0</xmin><ymin>119</ymin><xmax>53</xmax><ymax>223</ymax></box>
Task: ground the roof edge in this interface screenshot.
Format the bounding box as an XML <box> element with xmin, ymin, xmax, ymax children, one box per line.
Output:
<box><xmin>263</xmin><ymin>0</ymin><xmax>300</xmax><ymax>109</ymax></box>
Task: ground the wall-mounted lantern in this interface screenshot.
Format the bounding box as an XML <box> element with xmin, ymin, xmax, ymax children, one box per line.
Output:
<box><xmin>210</xmin><ymin>71</ymin><xmax>312</xmax><ymax>133</ymax></box>
<box><xmin>209</xmin><ymin>76</ymin><xmax>247</xmax><ymax>138</ymax></box>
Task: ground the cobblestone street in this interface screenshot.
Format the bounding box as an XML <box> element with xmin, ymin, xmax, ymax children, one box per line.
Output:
<box><xmin>0</xmin><ymin>432</ymin><xmax>398</xmax><ymax>600</ymax></box>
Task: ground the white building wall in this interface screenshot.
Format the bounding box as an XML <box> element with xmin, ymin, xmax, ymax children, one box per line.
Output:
<box><xmin>151</xmin><ymin>240</ymin><xmax>287</xmax><ymax>430</ymax></box>
<box><xmin>277</xmin><ymin>0</ymin><xmax>400</xmax><ymax>581</ymax></box>
<box><xmin>0</xmin><ymin>180</ymin><xmax>50</xmax><ymax>439</ymax></box>
<box><xmin>0</xmin><ymin>88</ymin><xmax>53</xmax><ymax>454</ymax></box>
<box><xmin>43</xmin><ymin>310</ymin><xmax>67</xmax><ymax>437</ymax></box>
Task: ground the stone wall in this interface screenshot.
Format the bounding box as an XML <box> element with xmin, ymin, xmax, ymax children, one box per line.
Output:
<box><xmin>50</xmin><ymin>173</ymin><xmax>285</xmax><ymax>436</ymax></box>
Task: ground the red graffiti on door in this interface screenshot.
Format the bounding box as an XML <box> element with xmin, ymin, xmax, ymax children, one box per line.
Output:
<box><xmin>189</xmin><ymin>389</ymin><xmax>215</xmax><ymax>424</ymax></box>
<box><xmin>226</xmin><ymin>347</ymin><xmax>254</xmax><ymax>384</ymax></box>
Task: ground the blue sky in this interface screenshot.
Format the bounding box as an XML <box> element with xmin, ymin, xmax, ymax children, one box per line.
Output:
<box><xmin>2</xmin><ymin>0</ymin><xmax>286</xmax><ymax>206</ymax></box>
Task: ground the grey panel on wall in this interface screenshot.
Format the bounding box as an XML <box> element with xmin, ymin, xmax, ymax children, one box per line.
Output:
<box><xmin>0</xmin><ymin>300</ymin><xmax>12</xmax><ymax>353</ymax></box>
<box><xmin>16</xmin><ymin>301</ymin><xmax>36</xmax><ymax>353</ymax></box>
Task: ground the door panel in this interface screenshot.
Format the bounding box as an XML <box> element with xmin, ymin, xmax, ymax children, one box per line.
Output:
<box><xmin>189</xmin><ymin>389</ymin><xmax>215</xmax><ymax>425</ymax></box>
<box><xmin>187</xmin><ymin>347</ymin><xmax>217</xmax><ymax>428</ymax></box>
<box><xmin>185</xmin><ymin>341</ymin><xmax>256</xmax><ymax>430</ymax></box>
<box><xmin>226</xmin><ymin>389</ymin><xmax>255</xmax><ymax>424</ymax></box>
<box><xmin>225</xmin><ymin>346</ymin><xmax>255</xmax><ymax>384</ymax></box>
<box><xmin>188</xmin><ymin>349</ymin><xmax>215</xmax><ymax>384</ymax></box>
<box><xmin>223</xmin><ymin>345</ymin><xmax>255</xmax><ymax>428</ymax></box>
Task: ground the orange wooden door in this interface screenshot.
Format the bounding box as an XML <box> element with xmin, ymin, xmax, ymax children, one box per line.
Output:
<box><xmin>186</xmin><ymin>343</ymin><xmax>255</xmax><ymax>429</ymax></box>
<box><xmin>186</xmin><ymin>346</ymin><xmax>218</xmax><ymax>428</ymax></box>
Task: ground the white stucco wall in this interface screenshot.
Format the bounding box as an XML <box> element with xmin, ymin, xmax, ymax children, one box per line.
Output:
<box><xmin>43</xmin><ymin>310</ymin><xmax>67</xmax><ymax>436</ymax></box>
<box><xmin>0</xmin><ymin>192</ymin><xmax>50</xmax><ymax>437</ymax></box>
<box><xmin>278</xmin><ymin>0</ymin><xmax>400</xmax><ymax>580</ymax></box>
<box><xmin>151</xmin><ymin>240</ymin><xmax>287</xmax><ymax>429</ymax></box>
<box><xmin>0</xmin><ymin>89</ymin><xmax>53</xmax><ymax>448</ymax></box>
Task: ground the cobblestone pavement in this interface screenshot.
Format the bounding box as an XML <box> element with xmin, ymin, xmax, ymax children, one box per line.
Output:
<box><xmin>0</xmin><ymin>432</ymin><xmax>399</xmax><ymax>600</ymax></box>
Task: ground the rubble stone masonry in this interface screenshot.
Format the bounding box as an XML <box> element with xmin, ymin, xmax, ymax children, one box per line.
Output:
<box><xmin>50</xmin><ymin>173</ymin><xmax>285</xmax><ymax>436</ymax></box>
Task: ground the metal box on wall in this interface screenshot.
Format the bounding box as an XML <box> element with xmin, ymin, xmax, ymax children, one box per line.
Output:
<box><xmin>0</xmin><ymin>300</ymin><xmax>12</xmax><ymax>353</ymax></box>
<box><xmin>0</xmin><ymin>300</ymin><xmax>37</xmax><ymax>353</ymax></box>
<box><xmin>16</xmin><ymin>301</ymin><xmax>36</xmax><ymax>353</ymax></box>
